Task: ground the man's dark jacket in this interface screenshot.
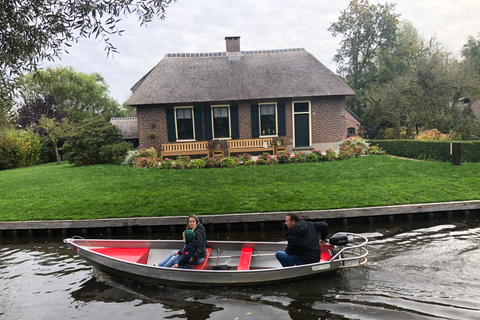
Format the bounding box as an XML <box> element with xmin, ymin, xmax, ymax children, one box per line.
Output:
<box><xmin>285</xmin><ymin>220</ymin><xmax>329</xmax><ymax>264</ymax></box>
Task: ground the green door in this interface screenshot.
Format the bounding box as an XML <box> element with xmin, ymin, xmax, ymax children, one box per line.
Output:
<box><xmin>293</xmin><ymin>102</ymin><xmax>311</xmax><ymax>147</ymax></box>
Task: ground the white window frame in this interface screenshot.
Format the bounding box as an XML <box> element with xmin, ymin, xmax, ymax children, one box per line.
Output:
<box><xmin>174</xmin><ymin>106</ymin><xmax>195</xmax><ymax>141</ymax></box>
<box><xmin>258</xmin><ymin>102</ymin><xmax>278</xmax><ymax>137</ymax></box>
<box><xmin>211</xmin><ymin>105</ymin><xmax>231</xmax><ymax>139</ymax></box>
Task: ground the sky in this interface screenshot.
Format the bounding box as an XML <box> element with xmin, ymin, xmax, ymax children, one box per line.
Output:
<box><xmin>42</xmin><ymin>0</ymin><xmax>480</xmax><ymax>105</ymax></box>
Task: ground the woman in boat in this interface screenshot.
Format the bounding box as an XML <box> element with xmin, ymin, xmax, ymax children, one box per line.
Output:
<box><xmin>157</xmin><ymin>230</ymin><xmax>199</xmax><ymax>268</ymax></box>
<box><xmin>186</xmin><ymin>214</ymin><xmax>207</xmax><ymax>264</ymax></box>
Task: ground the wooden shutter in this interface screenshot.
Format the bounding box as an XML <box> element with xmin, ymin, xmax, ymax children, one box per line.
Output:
<box><xmin>166</xmin><ymin>107</ymin><xmax>176</xmax><ymax>141</ymax></box>
<box><xmin>194</xmin><ymin>107</ymin><xmax>203</xmax><ymax>140</ymax></box>
<box><xmin>277</xmin><ymin>103</ymin><xmax>286</xmax><ymax>136</ymax></box>
<box><xmin>231</xmin><ymin>105</ymin><xmax>239</xmax><ymax>138</ymax></box>
<box><xmin>203</xmin><ymin>106</ymin><xmax>213</xmax><ymax>140</ymax></box>
<box><xmin>250</xmin><ymin>104</ymin><xmax>259</xmax><ymax>138</ymax></box>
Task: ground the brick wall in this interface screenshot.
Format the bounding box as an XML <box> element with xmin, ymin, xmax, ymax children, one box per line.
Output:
<box><xmin>136</xmin><ymin>96</ymin><xmax>346</xmax><ymax>151</ymax></box>
<box><xmin>345</xmin><ymin>110</ymin><xmax>361</xmax><ymax>138</ymax></box>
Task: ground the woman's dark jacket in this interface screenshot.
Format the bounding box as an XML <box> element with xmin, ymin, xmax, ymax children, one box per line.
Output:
<box><xmin>285</xmin><ymin>220</ymin><xmax>329</xmax><ymax>264</ymax></box>
<box><xmin>191</xmin><ymin>224</ymin><xmax>207</xmax><ymax>260</ymax></box>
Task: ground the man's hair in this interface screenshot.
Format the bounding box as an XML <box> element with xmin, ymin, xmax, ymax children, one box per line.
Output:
<box><xmin>287</xmin><ymin>213</ymin><xmax>300</xmax><ymax>223</ymax></box>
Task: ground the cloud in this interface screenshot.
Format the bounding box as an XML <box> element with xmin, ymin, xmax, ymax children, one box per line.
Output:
<box><xmin>41</xmin><ymin>0</ymin><xmax>480</xmax><ymax>104</ymax></box>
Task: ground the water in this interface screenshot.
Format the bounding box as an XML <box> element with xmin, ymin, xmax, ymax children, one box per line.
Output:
<box><xmin>1</xmin><ymin>218</ymin><xmax>480</xmax><ymax>320</ymax></box>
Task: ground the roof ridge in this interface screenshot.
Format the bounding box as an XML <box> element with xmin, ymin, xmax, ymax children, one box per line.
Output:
<box><xmin>165</xmin><ymin>48</ymin><xmax>305</xmax><ymax>58</ymax></box>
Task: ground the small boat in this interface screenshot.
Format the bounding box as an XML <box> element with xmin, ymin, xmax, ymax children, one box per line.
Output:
<box><xmin>64</xmin><ymin>232</ymin><xmax>368</xmax><ymax>286</ymax></box>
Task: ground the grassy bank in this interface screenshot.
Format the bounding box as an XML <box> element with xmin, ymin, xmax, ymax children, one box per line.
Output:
<box><xmin>1</xmin><ymin>155</ymin><xmax>480</xmax><ymax>221</ymax></box>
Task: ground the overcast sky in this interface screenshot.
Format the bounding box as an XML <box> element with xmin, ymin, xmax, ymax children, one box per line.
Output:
<box><xmin>42</xmin><ymin>0</ymin><xmax>480</xmax><ymax>105</ymax></box>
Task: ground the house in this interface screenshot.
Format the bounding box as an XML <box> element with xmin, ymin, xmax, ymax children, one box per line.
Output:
<box><xmin>110</xmin><ymin>117</ymin><xmax>139</xmax><ymax>148</ymax></box>
<box><xmin>126</xmin><ymin>36</ymin><xmax>355</xmax><ymax>154</ymax></box>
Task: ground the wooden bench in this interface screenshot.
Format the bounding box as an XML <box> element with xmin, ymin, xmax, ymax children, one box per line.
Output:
<box><xmin>160</xmin><ymin>141</ymin><xmax>209</xmax><ymax>160</ymax></box>
<box><xmin>193</xmin><ymin>248</ymin><xmax>212</xmax><ymax>270</ymax></box>
<box><xmin>227</xmin><ymin>138</ymin><xmax>274</xmax><ymax>157</ymax></box>
<box><xmin>237</xmin><ymin>247</ymin><xmax>253</xmax><ymax>270</ymax></box>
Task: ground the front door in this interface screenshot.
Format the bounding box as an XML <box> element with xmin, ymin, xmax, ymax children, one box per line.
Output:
<box><xmin>293</xmin><ymin>102</ymin><xmax>311</xmax><ymax>147</ymax></box>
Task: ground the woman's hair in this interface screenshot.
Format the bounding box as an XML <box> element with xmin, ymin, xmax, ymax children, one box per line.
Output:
<box><xmin>186</xmin><ymin>214</ymin><xmax>200</xmax><ymax>230</ymax></box>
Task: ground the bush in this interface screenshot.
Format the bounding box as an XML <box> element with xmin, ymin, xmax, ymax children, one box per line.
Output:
<box><xmin>100</xmin><ymin>142</ymin><xmax>133</xmax><ymax>165</ymax></box>
<box><xmin>190</xmin><ymin>158</ymin><xmax>206</xmax><ymax>169</ymax></box>
<box><xmin>276</xmin><ymin>152</ymin><xmax>291</xmax><ymax>164</ymax></box>
<box><xmin>62</xmin><ymin>116</ymin><xmax>124</xmax><ymax>166</ymax></box>
<box><xmin>204</xmin><ymin>156</ymin><xmax>220</xmax><ymax>168</ymax></box>
<box><xmin>305</xmin><ymin>151</ymin><xmax>320</xmax><ymax>162</ymax></box>
<box><xmin>159</xmin><ymin>158</ymin><xmax>174</xmax><ymax>169</ymax></box>
<box><xmin>173</xmin><ymin>156</ymin><xmax>191</xmax><ymax>169</ymax></box>
<box><xmin>219</xmin><ymin>157</ymin><xmax>238</xmax><ymax>168</ymax></box>
<box><xmin>0</xmin><ymin>129</ymin><xmax>41</xmax><ymax>170</ymax></box>
<box><xmin>415</xmin><ymin>129</ymin><xmax>451</xmax><ymax>141</ymax></box>
<box><xmin>135</xmin><ymin>157</ymin><xmax>158</xmax><ymax>168</ymax></box>
<box><xmin>324</xmin><ymin>149</ymin><xmax>337</xmax><ymax>161</ymax></box>
<box><xmin>341</xmin><ymin>136</ymin><xmax>369</xmax><ymax>155</ymax></box>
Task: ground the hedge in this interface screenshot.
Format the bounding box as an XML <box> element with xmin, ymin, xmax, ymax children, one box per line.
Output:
<box><xmin>369</xmin><ymin>140</ymin><xmax>480</xmax><ymax>163</ymax></box>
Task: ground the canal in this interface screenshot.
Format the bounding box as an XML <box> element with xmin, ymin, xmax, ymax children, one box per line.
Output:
<box><xmin>1</xmin><ymin>216</ymin><xmax>479</xmax><ymax>320</ymax></box>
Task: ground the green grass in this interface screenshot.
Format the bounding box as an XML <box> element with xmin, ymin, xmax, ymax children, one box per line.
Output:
<box><xmin>1</xmin><ymin>156</ymin><xmax>480</xmax><ymax>221</ymax></box>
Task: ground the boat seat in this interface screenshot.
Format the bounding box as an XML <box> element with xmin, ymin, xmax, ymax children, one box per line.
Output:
<box><xmin>91</xmin><ymin>247</ymin><xmax>150</xmax><ymax>264</ymax></box>
<box><xmin>194</xmin><ymin>248</ymin><xmax>212</xmax><ymax>270</ymax></box>
<box><xmin>320</xmin><ymin>244</ymin><xmax>334</xmax><ymax>262</ymax></box>
<box><xmin>237</xmin><ymin>247</ymin><xmax>253</xmax><ymax>270</ymax></box>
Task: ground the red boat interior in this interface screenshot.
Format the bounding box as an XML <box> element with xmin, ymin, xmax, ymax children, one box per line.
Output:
<box><xmin>90</xmin><ymin>244</ymin><xmax>334</xmax><ymax>269</ymax></box>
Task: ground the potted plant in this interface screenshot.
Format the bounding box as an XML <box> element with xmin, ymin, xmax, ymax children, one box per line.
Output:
<box><xmin>212</xmin><ymin>139</ymin><xmax>221</xmax><ymax>149</ymax></box>
<box><xmin>273</xmin><ymin>137</ymin><xmax>285</xmax><ymax>146</ymax></box>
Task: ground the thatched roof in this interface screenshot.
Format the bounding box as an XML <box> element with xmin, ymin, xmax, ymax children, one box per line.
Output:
<box><xmin>110</xmin><ymin>117</ymin><xmax>138</xmax><ymax>139</ymax></box>
<box><xmin>126</xmin><ymin>48</ymin><xmax>354</xmax><ymax>106</ymax></box>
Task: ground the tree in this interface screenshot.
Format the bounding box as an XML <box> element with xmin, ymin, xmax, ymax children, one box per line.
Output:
<box><xmin>0</xmin><ymin>0</ymin><xmax>175</xmax><ymax>116</ymax></box>
<box><xmin>329</xmin><ymin>0</ymin><xmax>399</xmax><ymax>118</ymax></box>
<box><xmin>62</xmin><ymin>116</ymin><xmax>127</xmax><ymax>166</ymax></box>
<box><xmin>16</xmin><ymin>95</ymin><xmax>63</xmax><ymax>129</ymax></box>
<box><xmin>461</xmin><ymin>33</ymin><xmax>480</xmax><ymax>75</ymax></box>
<box><xmin>16</xmin><ymin>66</ymin><xmax>125</xmax><ymax>123</ymax></box>
<box><xmin>36</xmin><ymin>116</ymin><xmax>72</xmax><ymax>164</ymax></box>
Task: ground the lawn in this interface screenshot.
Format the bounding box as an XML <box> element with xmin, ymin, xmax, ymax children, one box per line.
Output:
<box><xmin>1</xmin><ymin>155</ymin><xmax>479</xmax><ymax>221</ymax></box>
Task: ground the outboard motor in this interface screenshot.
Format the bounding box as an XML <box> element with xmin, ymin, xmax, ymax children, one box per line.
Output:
<box><xmin>328</xmin><ymin>233</ymin><xmax>348</xmax><ymax>246</ymax></box>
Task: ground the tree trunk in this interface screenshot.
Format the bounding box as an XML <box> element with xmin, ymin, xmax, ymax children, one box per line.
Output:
<box><xmin>55</xmin><ymin>145</ymin><xmax>62</xmax><ymax>165</ymax></box>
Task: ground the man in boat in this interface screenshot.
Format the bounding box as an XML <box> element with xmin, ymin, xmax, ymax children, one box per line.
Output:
<box><xmin>276</xmin><ymin>213</ymin><xmax>329</xmax><ymax>267</ymax></box>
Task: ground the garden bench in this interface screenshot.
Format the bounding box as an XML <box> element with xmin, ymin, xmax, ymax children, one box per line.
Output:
<box><xmin>227</xmin><ymin>138</ymin><xmax>274</xmax><ymax>157</ymax></box>
<box><xmin>160</xmin><ymin>141</ymin><xmax>209</xmax><ymax>160</ymax></box>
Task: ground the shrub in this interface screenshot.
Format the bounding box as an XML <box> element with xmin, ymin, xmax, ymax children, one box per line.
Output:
<box><xmin>159</xmin><ymin>158</ymin><xmax>174</xmax><ymax>169</ymax></box>
<box><xmin>219</xmin><ymin>157</ymin><xmax>238</xmax><ymax>168</ymax></box>
<box><xmin>135</xmin><ymin>157</ymin><xmax>158</xmax><ymax>168</ymax></box>
<box><xmin>244</xmin><ymin>159</ymin><xmax>255</xmax><ymax>166</ymax></box>
<box><xmin>341</xmin><ymin>136</ymin><xmax>369</xmax><ymax>155</ymax></box>
<box><xmin>135</xmin><ymin>147</ymin><xmax>158</xmax><ymax>158</ymax></box>
<box><xmin>324</xmin><ymin>149</ymin><xmax>337</xmax><ymax>161</ymax></box>
<box><xmin>123</xmin><ymin>150</ymin><xmax>139</xmax><ymax>166</ymax></box>
<box><xmin>368</xmin><ymin>144</ymin><xmax>385</xmax><ymax>155</ymax></box>
<box><xmin>291</xmin><ymin>152</ymin><xmax>306</xmax><ymax>163</ymax></box>
<box><xmin>338</xmin><ymin>145</ymin><xmax>355</xmax><ymax>160</ymax></box>
<box><xmin>174</xmin><ymin>156</ymin><xmax>191</xmax><ymax>169</ymax></box>
<box><xmin>276</xmin><ymin>152</ymin><xmax>291</xmax><ymax>164</ymax></box>
<box><xmin>305</xmin><ymin>151</ymin><xmax>320</xmax><ymax>162</ymax></box>
<box><xmin>0</xmin><ymin>129</ymin><xmax>41</xmax><ymax>170</ymax></box>
<box><xmin>415</xmin><ymin>129</ymin><xmax>451</xmax><ymax>141</ymax></box>
<box><xmin>236</xmin><ymin>153</ymin><xmax>252</xmax><ymax>163</ymax></box>
<box><xmin>204</xmin><ymin>156</ymin><xmax>220</xmax><ymax>168</ymax></box>
<box><xmin>99</xmin><ymin>141</ymin><xmax>133</xmax><ymax>165</ymax></box>
<box><xmin>190</xmin><ymin>158</ymin><xmax>206</xmax><ymax>169</ymax></box>
<box><xmin>255</xmin><ymin>157</ymin><xmax>267</xmax><ymax>165</ymax></box>
<box><xmin>62</xmin><ymin>116</ymin><xmax>124</xmax><ymax>166</ymax></box>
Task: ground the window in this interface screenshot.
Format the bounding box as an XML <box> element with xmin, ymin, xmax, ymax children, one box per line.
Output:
<box><xmin>260</xmin><ymin>103</ymin><xmax>276</xmax><ymax>136</ymax></box>
<box><xmin>347</xmin><ymin>127</ymin><xmax>356</xmax><ymax>136</ymax></box>
<box><xmin>175</xmin><ymin>107</ymin><xmax>194</xmax><ymax>140</ymax></box>
<box><xmin>212</xmin><ymin>106</ymin><xmax>230</xmax><ymax>138</ymax></box>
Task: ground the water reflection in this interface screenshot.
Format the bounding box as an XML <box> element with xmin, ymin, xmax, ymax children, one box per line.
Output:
<box><xmin>1</xmin><ymin>217</ymin><xmax>480</xmax><ymax>319</ymax></box>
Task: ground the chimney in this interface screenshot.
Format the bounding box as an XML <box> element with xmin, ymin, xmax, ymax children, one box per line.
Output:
<box><xmin>225</xmin><ymin>36</ymin><xmax>241</xmax><ymax>54</ymax></box>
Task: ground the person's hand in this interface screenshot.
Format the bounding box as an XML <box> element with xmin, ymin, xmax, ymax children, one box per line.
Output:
<box><xmin>189</xmin><ymin>257</ymin><xmax>194</xmax><ymax>262</ymax></box>
<box><xmin>173</xmin><ymin>252</ymin><xmax>178</xmax><ymax>256</ymax></box>
<box><xmin>320</xmin><ymin>240</ymin><xmax>326</xmax><ymax>245</ymax></box>
<box><xmin>173</xmin><ymin>264</ymin><xmax>178</xmax><ymax>268</ymax></box>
